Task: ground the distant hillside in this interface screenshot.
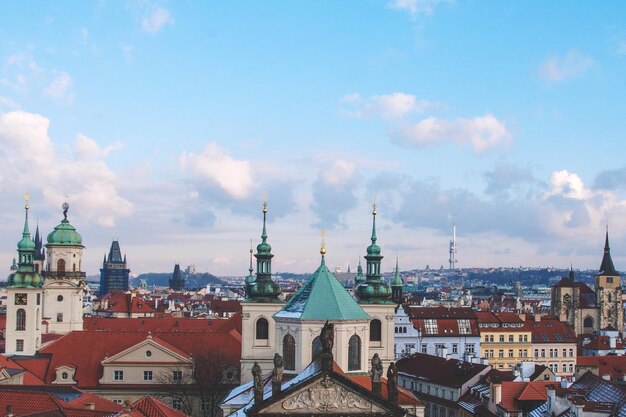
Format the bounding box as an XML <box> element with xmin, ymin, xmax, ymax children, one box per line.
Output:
<box><xmin>131</xmin><ymin>272</ymin><xmax>226</xmax><ymax>289</ymax></box>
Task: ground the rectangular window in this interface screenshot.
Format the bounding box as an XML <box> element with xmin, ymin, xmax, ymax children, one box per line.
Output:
<box><xmin>424</xmin><ymin>319</ymin><xmax>438</xmax><ymax>334</ymax></box>
<box><xmin>607</xmin><ymin>277</ymin><xmax>614</xmax><ymax>283</ymax></box>
<box><xmin>114</xmin><ymin>370</ymin><xmax>124</xmax><ymax>381</ymax></box>
<box><xmin>569</xmin><ymin>363</ymin><xmax>573</xmax><ymax>372</ymax></box>
<box><xmin>201</xmin><ymin>399</ymin><xmax>211</xmax><ymax>412</ymax></box>
<box><xmin>173</xmin><ymin>370</ymin><xmax>183</xmax><ymax>382</ymax></box>
<box><xmin>36</xmin><ymin>293</ymin><xmax>40</xmax><ymax>305</ymax></box>
<box><xmin>458</xmin><ymin>319</ymin><xmax>471</xmax><ymax>335</ymax></box>
<box><xmin>489</xmin><ymin>335</ymin><xmax>494</xmax><ymax>342</ymax></box>
<box><xmin>534</xmin><ymin>349</ymin><xmax>539</xmax><ymax>358</ymax></box>
<box><xmin>57</xmin><ymin>313</ymin><xmax>63</xmax><ymax>322</ymax></box>
<box><xmin>562</xmin><ymin>363</ymin><xmax>567</xmax><ymax>373</ymax></box>
<box><xmin>499</xmin><ymin>335</ymin><xmax>504</xmax><ymax>342</ymax></box>
<box><xmin>465</xmin><ymin>344</ymin><xmax>475</xmax><ymax>354</ymax></box>
<box><xmin>143</xmin><ymin>370</ymin><xmax>153</xmax><ymax>381</ymax></box>
<box><xmin>563</xmin><ymin>348</ymin><xmax>567</xmax><ymax>357</ymax></box>
<box><xmin>518</xmin><ymin>335</ymin><xmax>523</xmax><ymax>342</ymax></box>
<box><xmin>541</xmin><ymin>349</ymin><xmax>546</xmax><ymax>357</ymax></box>
<box><xmin>172</xmin><ymin>399</ymin><xmax>183</xmax><ymax>410</ymax></box>
<box><xmin>16</xmin><ymin>339</ymin><xmax>24</xmax><ymax>352</ymax></box>
<box><xmin>421</xmin><ymin>345</ymin><xmax>428</xmax><ymax>354</ymax></box>
<box><xmin>508</xmin><ymin>335</ymin><xmax>514</xmax><ymax>342</ymax></box>
<box><xmin>569</xmin><ymin>348</ymin><xmax>574</xmax><ymax>357</ymax></box>
<box><xmin>498</xmin><ymin>350</ymin><xmax>504</xmax><ymax>358</ymax></box>
<box><xmin>452</xmin><ymin>344</ymin><xmax>458</xmax><ymax>354</ymax></box>
<box><xmin>508</xmin><ymin>349</ymin><xmax>513</xmax><ymax>358</ymax></box>
<box><xmin>524</xmin><ymin>335</ymin><xmax>528</xmax><ymax>342</ymax></box>
<box><xmin>113</xmin><ymin>399</ymin><xmax>123</xmax><ymax>404</ymax></box>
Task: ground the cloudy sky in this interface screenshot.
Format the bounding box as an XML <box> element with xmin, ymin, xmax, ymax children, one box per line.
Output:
<box><xmin>1</xmin><ymin>1</ymin><xmax>626</xmax><ymax>277</ymax></box>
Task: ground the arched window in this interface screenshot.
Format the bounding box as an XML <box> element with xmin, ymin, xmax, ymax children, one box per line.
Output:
<box><xmin>57</xmin><ymin>259</ymin><xmax>66</xmax><ymax>272</ymax></box>
<box><xmin>348</xmin><ymin>335</ymin><xmax>361</xmax><ymax>371</ymax></box>
<box><xmin>16</xmin><ymin>309</ymin><xmax>26</xmax><ymax>331</ymax></box>
<box><xmin>583</xmin><ymin>316</ymin><xmax>594</xmax><ymax>328</ymax></box>
<box><xmin>312</xmin><ymin>336</ymin><xmax>322</xmax><ymax>360</ymax></box>
<box><xmin>36</xmin><ymin>309</ymin><xmax>40</xmax><ymax>331</ymax></box>
<box><xmin>283</xmin><ymin>334</ymin><xmax>296</xmax><ymax>370</ymax></box>
<box><xmin>72</xmin><ymin>263</ymin><xmax>76</xmax><ymax>272</ymax></box>
<box><xmin>256</xmin><ymin>318</ymin><xmax>269</xmax><ymax>340</ymax></box>
<box><xmin>370</xmin><ymin>319</ymin><xmax>382</xmax><ymax>342</ymax></box>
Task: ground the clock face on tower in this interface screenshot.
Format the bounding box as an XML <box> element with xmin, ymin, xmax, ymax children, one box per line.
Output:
<box><xmin>15</xmin><ymin>293</ymin><xmax>27</xmax><ymax>305</ymax></box>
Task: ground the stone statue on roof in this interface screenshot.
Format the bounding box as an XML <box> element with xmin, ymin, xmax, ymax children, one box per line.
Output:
<box><xmin>320</xmin><ymin>320</ymin><xmax>334</xmax><ymax>353</ymax></box>
<box><xmin>272</xmin><ymin>352</ymin><xmax>284</xmax><ymax>383</ymax></box>
<box><xmin>252</xmin><ymin>361</ymin><xmax>263</xmax><ymax>402</ymax></box>
<box><xmin>371</xmin><ymin>353</ymin><xmax>383</xmax><ymax>383</ymax></box>
<box><xmin>387</xmin><ymin>362</ymin><xmax>398</xmax><ymax>403</ymax></box>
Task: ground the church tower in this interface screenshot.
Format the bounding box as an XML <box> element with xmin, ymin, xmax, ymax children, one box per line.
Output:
<box><xmin>355</xmin><ymin>203</ymin><xmax>396</xmax><ymax>370</ymax></box>
<box><xmin>596</xmin><ymin>228</ymin><xmax>623</xmax><ymax>331</ymax></box>
<box><xmin>99</xmin><ymin>240</ymin><xmax>130</xmax><ymax>295</ymax></box>
<box><xmin>169</xmin><ymin>264</ymin><xmax>185</xmax><ymax>291</ymax></box>
<box><xmin>6</xmin><ymin>195</ymin><xmax>43</xmax><ymax>356</ymax></box>
<box><xmin>240</xmin><ymin>201</ymin><xmax>284</xmax><ymax>383</ymax></box>
<box><xmin>391</xmin><ymin>258</ymin><xmax>403</xmax><ymax>304</ymax></box>
<box><xmin>42</xmin><ymin>202</ymin><xmax>85</xmax><ymax>334</ymax></box>
<box><xmin>33</xmin><ymin>223</ymin><xmax>45</xmax><ymax>274</ymax></box>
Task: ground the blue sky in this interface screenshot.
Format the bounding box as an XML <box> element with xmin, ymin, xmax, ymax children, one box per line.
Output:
<box><xmin>1</xmin><ymin>1</ymin><xmax>626</xmax><ymax>276</ymax></box>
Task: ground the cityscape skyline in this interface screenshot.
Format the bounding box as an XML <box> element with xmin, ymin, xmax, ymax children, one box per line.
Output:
<box><xmin>2</xmin><ymin>2</ymin><xmax>626</xmax><ymax>276</ymax></box>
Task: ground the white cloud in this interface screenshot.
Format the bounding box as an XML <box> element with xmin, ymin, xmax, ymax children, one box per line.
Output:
<box><xmin>341</xmin><ymin>92</ymin><xmax>440</xmax><ymax>119</ymax></box>
<box><xmin>393</xmin><ymin>113</ymin><xmax>510</xmax><ymax>153</ymax></box>
<box><xmin>548</xmin><ymin>170</ymin><xmax>592</xmax><ymax>200</ymax></box>
<box><xmin>389</xmin><ymin>0</ymin><xmax>451</xmax><ymax>16</ymax></box>
<box><xmin>180</xmin><ymin>142</ymin><xmax>254</xmax><ymax>200</ymax></box>
<box><xmin>0</xmin><ymin>111</ymin><xmax>132</xmax><ymax>227</ymax></box>
<box><xmin>321</xmin><ymin>160</ymin><xmax>356</xmax><ymax>186</ymax></box>
<box><xmin>0</xmin><ymin>97</ymin><xmax>20</xmax><ymax>110</ymax></box>
<box><xmin>538</xmin><ymin>49</ymin><xmax>595</xmax><ymax>82</ymax></box>
<box><xmin>141</xmin><ymin>7</ymin><xmax>173</xmax><ymax>34</ymax></box>
<box><xmin>44</xmin><ymin>71</ymin><xmax>74</xmax><ymax>104</ymax></box>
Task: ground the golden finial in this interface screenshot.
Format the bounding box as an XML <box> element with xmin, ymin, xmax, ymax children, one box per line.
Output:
<box><xmin>24</xmin><ymin>192</ymin><xmax>29</xmax><ymax>209</ymax></box>
<box><xmin>320</xmin><ymin>229</ymin><xmax>326</xmax><ymax>256</ymax></box>
<box><xmin>249</xmin><ymin>238</ymin><xmax>253</xmax><ymax>254</ymax></box>
<box><xmin>372</xmin><ymin>193</ymin><xmax>377</xmax><ymax>215</ymax></box>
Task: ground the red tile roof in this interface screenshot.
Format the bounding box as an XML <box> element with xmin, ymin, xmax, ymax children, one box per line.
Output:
<box><xmin>348</xmin><ymin>375</ymin><xmax>422</xmax><ymax>407</ymax></box>
<box><xmin>84</xmin><ymin>314</ymin><xmax>240</xmax><ymax>333</ymax></box>
<box><xmin>498</xmin><ymin>382</ymin><xmax>554</xmax><ymax>411</ymax></box>
<box><xmin>119</xmin><ymin>396</ymin><xmax>190</xmax><ymax>417</ymax></box>
<box><xmin>577</xmin><ymin>356</ymin><xmax>626</xmax><ymax>380</ymax></box>
<box><xmin>397</xmin><ymin>353</ymin><xmax>489</xmax><ymax>388</ymax></box>
<box><xmin>528</xmin><ymin>317</ymin><xmax>576</xmax><ymax>344</ymax></box>
<box><xmin>13</xmin><ymin>329</ymin><xmax>241</xmax><ymax>389</ymax></box>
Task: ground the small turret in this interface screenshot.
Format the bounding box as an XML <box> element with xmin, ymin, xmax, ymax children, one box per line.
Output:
<box><xmin>354</xmin><ymin>259</ymin><xmax>365</xmax><ymax>286</ymax></box>
<box><xmin>8</xmin><ymin>194</ymin><xmax>43</xmax><ymax>288</ymax></box>
<box><xmin>391</xmin><ymin>257</ymin><xmax>403</xmax><ymax>304</ymax></box>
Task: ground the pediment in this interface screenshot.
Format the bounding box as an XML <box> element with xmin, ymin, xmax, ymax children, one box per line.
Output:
<box><xmin>254</xmin><ymin>373</ymin><xmax>399</xmax><ymax>416</ymax></box>
<box><xmin>102</xmin><ymin>337</ymin><xmax>192</xmax><ymax>365</ymax></box>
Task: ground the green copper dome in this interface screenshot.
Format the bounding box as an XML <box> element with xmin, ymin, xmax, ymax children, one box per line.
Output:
<box><xmin>47</xmin><ymin>203</ymin><xmax>83</xmax><ymax>246</ymax></box>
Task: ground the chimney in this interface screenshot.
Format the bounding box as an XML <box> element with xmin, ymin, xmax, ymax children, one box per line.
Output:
<box><xmin>602</xmin><ymin>374</ymin><xmax>611</xmax><ymax>380</ymax></box>
<box><xmin>518</xmin><ymin>313</ymin><xmax>526</xmax><ymax>321</ymax></box>
<box><xmin>610</xmin><ymin>336</ymin><xmax>617</xmax><ymax>349</ymax></box>
<box><xmin>84</xmin><ymin>403</ymin><xmax>96</xmax><ymax>410</ymax></box>
<box><xmin>491</xmin><ymin>381</ymin><xmax>502</xmax><ymax>406</ymax></box>
<box><xmin>534</xmin><ymin>314</ymin><xmax>541</xmax><ymax>323</ymax></box>
<box><xmin>5</xmin><ymin>405</ymin><xmax>13</xmax><ymax>417</ymax></box>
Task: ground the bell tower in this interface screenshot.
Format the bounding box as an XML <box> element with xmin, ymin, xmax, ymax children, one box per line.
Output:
<box><xmin>596</xmin><ymin>227</ymin><xmax>623</xmax><ymax>331</ymax></box>
<box><xmin>6</xmin><ymin>195</ymin><xmax>43</xmax><ymax>356</ymax></box>
<box><xmin>42</xmin><ymin>202</ymin><xmax>85</xmax><ymax>334</ymax></box>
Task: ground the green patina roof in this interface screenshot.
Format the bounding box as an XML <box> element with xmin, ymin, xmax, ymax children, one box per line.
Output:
<box><xmin>275</xmin><ymin>256</ymin><xmax>370</xmax><ymax>321</ymax></box>
<box><xmin>47</xmin><ymin>219</ymin><xmax>83</xmax><ymax>246</ymax></box>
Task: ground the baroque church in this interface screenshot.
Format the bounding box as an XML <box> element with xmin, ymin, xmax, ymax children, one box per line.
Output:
<box><xmin>240</xmin><ymin>201</ymin><xmax>401</xmax><ymax>383</ymax></box>
<box><xmin>6</xmin><ymin>197</ymin><xmax>86</xmax><ymax>355</ymax></box>
<box><xmin>550</xmin><ymin>229</ymin><xmax>623</xmax><ymax>335</ymax></box>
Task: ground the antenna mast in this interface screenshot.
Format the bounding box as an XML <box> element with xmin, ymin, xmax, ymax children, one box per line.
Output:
<box><xmin>448</xmin><ymin>217</ymin><xmax>458</xmax><ymax>270</ymax></box>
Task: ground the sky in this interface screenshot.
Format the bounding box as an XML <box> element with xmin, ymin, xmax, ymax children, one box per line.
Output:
<box><xmin>1</xmin><ymin>1</ymin><xmax>626</xmax><ymax>277</ymax></box>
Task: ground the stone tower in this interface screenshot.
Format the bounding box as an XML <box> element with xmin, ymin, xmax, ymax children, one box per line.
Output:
<box><xmin>6</xmin><ymin>196</ymin><xmax>43</xmax><ymax>356</ymax></box>
<box><xmin>596</xmin><ymin>228</ymin><xmax>623</xmax><ymax>331</ymax></box>
<box><xmin>99</xmin><ymin>240</ymin><xmax>130</xmax><ymax>295</ymax></box>
<box><xmin>169</xmin><ymin>263</ymin><xmax>185</xmax><ymax>291</ymax></box>
<box><xmin>42</xmin><ymin>202</ymin><xmax>85</xmax><ymax>334</ymax></box>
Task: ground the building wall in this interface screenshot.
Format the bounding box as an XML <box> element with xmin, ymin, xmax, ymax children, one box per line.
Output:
<box><xmin>5</xmin><ymin>287</ymin><xmax>42</xmax><ymax>356</ymax></box>
<box><xmin>240</xmin><ymin>301</ymin><xmax>284</xmax><ymax>383</ymax></box>
<box><xmin>531</xmin><ymin>342</ymin><xmax>577</xmax><ymax>376</ymax></box>
<box><xmin>42</xmin><ymin>279</ymin><xmax>84</xmax><ymax>334</ymax></box>
<box><xmin>361</xmin><ymin>303</ymin><xmax>396</xmax><ymax>369</ymax></box>
<box><xmin>480</xmin><ymin>329</ymin><xmax>531</xmax><ymax>370</ymax></box>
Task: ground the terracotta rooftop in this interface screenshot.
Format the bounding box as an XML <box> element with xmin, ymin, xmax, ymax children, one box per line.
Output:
<box><xmin>396</xmin><ymin>353</ymin><xmax>489</xmax><ymax>388</ymax></box>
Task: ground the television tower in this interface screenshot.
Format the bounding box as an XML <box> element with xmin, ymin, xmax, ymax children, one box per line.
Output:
<box><xmin>448</xmin><ymin>217</ymin><xmax>458</xmax><ymax>270</ymax></box>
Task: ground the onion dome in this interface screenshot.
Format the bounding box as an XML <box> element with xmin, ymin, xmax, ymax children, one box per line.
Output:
<box><xmin>8</xmin><ymin>195</ymin><xmax>43</xmax><ymax>288</ymax></box>
<box><xmin>47</xmin><ymin>202</ymin><xmax>83</xmax><ymax>246</ymax></box>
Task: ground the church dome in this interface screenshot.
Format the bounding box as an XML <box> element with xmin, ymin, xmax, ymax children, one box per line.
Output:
<box><xmin>47</xmin><ymin>219</ymin><xmax>83</xmax><ymax>246</ymax></box>
<box><xmin>8</xmin><ymin>270</ymin><xmax>43</xmax><ymax>288</ymax></box>
<box><xmin>17</xmin><ymin>234</ymin><xmax>36</xmax><ymax>251</ymax></box>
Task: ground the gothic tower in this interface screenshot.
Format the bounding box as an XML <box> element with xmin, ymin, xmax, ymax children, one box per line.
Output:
<box><xmin>240</xmin><ymin>201</ymin><xmax>284</xmax><ymax>383</ymax></box>
<box><xmin>42</xmin><ymin>202</ymin><xmax>85</xmax><ymax>334</ymax></box>
<box><xmin>33</xmin><ymin>223</ymin><xmax>45</xmax><ymax>274</ymax></box>
<box><xmin>99</xmin><ymin>240</ymin><xmax>130</xmax><ymax>295</ymax></box>
<box><xmin>596</xmin><ymin>228</ymin><xmax>623</xmax><ymax>331</ymax></box>
<box><xmin>6</xmin><ymin>196</ymin><xmax>43</xmax><ymax>356</ymax></box>
<box><xmin>355</xmin><ymin>203</ymin><xmax>396</xmax><ymax>371</ymax></box>
<box><xmin>169</xmin><ymin>263</ymin><xmax>185</xmax><ymax>291</ymax></box>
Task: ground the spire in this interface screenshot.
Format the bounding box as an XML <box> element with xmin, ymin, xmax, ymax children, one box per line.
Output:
<box><xmin>247</xmin><ymin>199</ymin><xmax>282</xmax><ymax>301</ymax></box>
<box><xmin>354</xmin><ymin>258</ymin><xmax>365</xmax><ymax>285</ymax></box>
<box><xmin>320</xmin><ymin>229</ymin><xmax>326</xmax><ymax>266</ymax></box>
<box><xmin>391</xmin><ymin>257</ymin><xmax>403</xmax><ymax>287</ymax></box>
<box><xmin>599</xmin><ymin>226</ymin><xmax>618</xmax><ymax>276</ymax></box>
<box><xmin>245</xmin><ymin>239</ymin><xmax>255</xmax><ymax>288</ymax></box>
<box><xmin>356</xmin><ymin>199</ymin><xmax>392</xmax><ymax>304</ymax></box>
<box><xmin>9</xmin><ymin>194</ymin><xmax>43</xmax><ymax>288</ymax></box>
<box><xmin>569</xmin><ymin>262</ymin><xmax>575</xmax><ymax>281</ymax></box>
